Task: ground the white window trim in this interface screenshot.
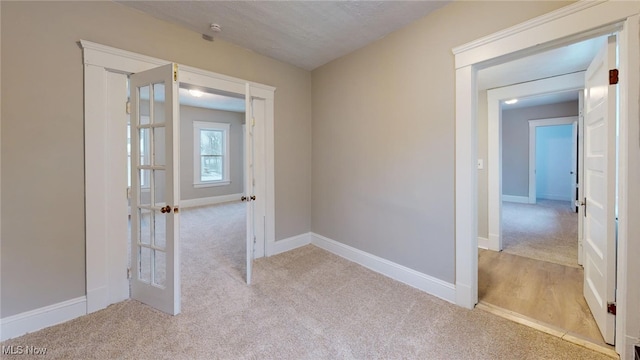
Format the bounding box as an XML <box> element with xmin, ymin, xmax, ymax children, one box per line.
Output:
<box><xmin>193</xmin><ymin>121</ymin><xmax>231</xmax><ymax>187</ymax></box>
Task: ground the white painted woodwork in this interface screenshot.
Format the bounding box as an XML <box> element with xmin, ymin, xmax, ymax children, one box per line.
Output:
<box><xmin>130</xmin><ymin>63</ymin><xmax>181</xmax><ymax>315</ymax></box>
<box><xmin>578</xmin><ymin>90</ymin><xmax>585</xmax><ymax>266</ymax></box>
<box><xmin>571</xmin><ymin>120</ymin><xmax>579</xmax><ymax>210</ymax></box>
<box><xmin>453</xmin><ymin>2</ymin><xmax>639</xmax><ymax>357</ymax></box>
<box><xmin>245</xmin><ymin>84</ymin><xmax>255</xmax><ymax>285</ymax></box>
<box><xmin>487</xmin><ymin>73</ymin><xmax>584</xmax><ymax>251</ymax></box>
<box><xmin>82</xmin><ymin>41</ymin><xmax>275</xmax><ymax>315</ymax></box>
<box><xmin>528</xmin><ymin>117</ymin><xmax>578</xmax><ymax>203</ymax></box>
<box><xmin>582</xmin><ymin>36</ymin><xmax>617</xmax><ymax>345</ymax></box>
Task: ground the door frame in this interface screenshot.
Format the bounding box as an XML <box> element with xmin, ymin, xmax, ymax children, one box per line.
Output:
<box><xmin>81</xmin><ymin>40</ymin><xmax>276</xmax><ymax>313</ymax></box>
<box><xmin>453</xmin><ymin>2</ymin><xmax>639</xmax><ymax>357</ymax></box>
<box><xmin>486</xmin><ymin>72</ymin><xmax>584</xmax><ymax>251</ymax></box>
<box><xmin>528</xmin><ymin>117</ymin><xmax>577</xmax><ymax>203</ymax></box>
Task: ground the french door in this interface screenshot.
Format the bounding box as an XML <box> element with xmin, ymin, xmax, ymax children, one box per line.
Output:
<box><xmin>130</xmin><ymin>63</ymin><xmax>181</xmax><ymax>315</ymax></box>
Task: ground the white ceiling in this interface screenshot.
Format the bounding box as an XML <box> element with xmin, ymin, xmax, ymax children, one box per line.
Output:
<box><xmin>125</xmin><ymin>1</ymin><xmax>605</xmax><ymax>111</ymax></box>
<box><xmin>116</xmin><ymin>0</ymin><xmax>450</xmax><ymax>71</ymax></box>
<box><xmin>478</xmin><ymin>35</ymin><xmax>606</xmax><ymax>107</ymax></box>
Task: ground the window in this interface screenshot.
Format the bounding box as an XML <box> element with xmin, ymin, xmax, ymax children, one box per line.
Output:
<box><xmin>194</xmin><ymin>121</ymin><xmax>230</xmax><ymax>187</ymax></box>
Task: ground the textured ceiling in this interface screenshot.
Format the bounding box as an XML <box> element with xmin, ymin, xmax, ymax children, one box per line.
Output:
<box><xmin>116</xmin><ymin>1</ymin><xmax>450</xmax><ymax>70</ymax></box>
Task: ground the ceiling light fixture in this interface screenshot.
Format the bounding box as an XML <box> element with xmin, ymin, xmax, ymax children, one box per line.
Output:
<box><xmin>210</xmin><ymin>24</ymin><xmax>222</xmax><ymax>32</ymax></box>
<box><xmin>505</xmin><ymin>99</ymin><xmax>518</xmax><ymax>105</ymax></box>
<box><xmin>189</xmin><ymin>89</ymin><xmax>204</xmax><ymax>98</ymax></box>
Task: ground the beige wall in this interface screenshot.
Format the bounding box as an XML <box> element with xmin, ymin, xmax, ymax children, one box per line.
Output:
<box><xmin>311</xmin><ymin>1</ymin><xmax>571</xmax><ymax>282</ymax></box>
<box><xmin>180</xmin><ymin>106</ymin><xmax>245</xmax><ymax>201</ymax></box>
<box><xmin>1</xmin><ymin>1</ymin><xmax>312</xmax><ymax>317</ymax></box>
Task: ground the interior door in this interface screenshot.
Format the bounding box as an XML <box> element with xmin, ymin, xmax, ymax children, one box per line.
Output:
<box><xmin>244</xmin><ymin>84</ymin><xmax>256</xmax><ymax>284</ymax></box>
<box><xmin>583</xmin><ymin>35</ymin><xmax>617</xmax><ymax>344</ymax></box>
<box><xmin>130</xmin><ymin>63</ymin><xmax>181</xmax><ymax>315</ymax></box>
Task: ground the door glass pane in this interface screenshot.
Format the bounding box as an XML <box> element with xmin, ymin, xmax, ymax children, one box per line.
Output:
<box><xmin>138</xmin><ymin>246</ymin><xmax>151</xmax><ymax>283</ymax></box>
<box><xmin>139</xmin><ymin>85</ymin><xmax>150</xmax><ymax>125</ymax></box>
<box><xmin>153</xmin><ymin>127</ymin><xmax>166</xmax><ymax>166</ymax></box>
<box><xmin>153</xmin><ymin>169</ymin><xmax>166</xmax><ymax>206</ymax></box>
<box><xmin>153</xmin><ymin>83</ymin><xmax>165</xmax><ymax>124</ymax></box>
<box><xmin>138</xmin><ymin>208</ymin><xmax>152</xmax><ymax>245</ymax></box>
<box><xmin>154</xmin><ymin>250</ymin><xmax>166</xmax><ymax>288</ymax></box>
<box><xmin>139</xmin><ymin>169</ymin><xmax>151</xmax><ymax>205</ymax></box>
<box><xmin>154</xmin><ymin>210</ymin><xmax>166</xmax><ymax>250</ymax></box>
<box><xmin>139</xmin><ymin>128</ymin><xmax>150</xmax><ymax>166</ymax></box>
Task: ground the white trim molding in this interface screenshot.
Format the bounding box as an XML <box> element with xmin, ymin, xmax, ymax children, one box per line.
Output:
<box><xmin>528</xmin><ymin>117</ymin><xmax>578</xmax><ymax>203</ymax></box>
<box><xmin>0</xmin><ymin>297</ymin><xmax>87</xmax><ymax>341</ymax></box>
<box><xmin>487</xmin><ymin>73</ymin><xmax>584</xmax><ymax>252</ymax></box>
<box><xmin>180</xmin><ymin>193</ymin><xmax>243</xmax><ymax>209</ymax></box>
<box><xmin>81</xmin><ymin>40</ymin><xmax>277</xmax><ymax>315</ymax></box>
<box><xmin>272</xmin><ymin>233</ymin><xmax>312</xmax><ymax>255</ymax></box>
<box><xmin>310</xmin><ymin>233</ymin><xmax>456</xmax><ymax>304</ymax></box>
<box><xmin>502</xmin><ymin>195</ymin><xmax>530</xmax><ymax>204</ymax></box>
<box><xmin>477</xmin><ymin>237</ymin><xmax>489</xmax><ymax>250</ymax></box>
<box><xmin>454</xmin><ymin>2</ymin><xmax>640</xmax><ymax>357</ymax></box>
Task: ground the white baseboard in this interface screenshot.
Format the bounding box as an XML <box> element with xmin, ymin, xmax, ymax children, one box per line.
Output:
<box><xmin>0</xmin><ymin>297</ymin><xmax>87</xmax><ymax>341</ymax></box>
<box><xmin>271</xmin><ymin>233</ymin><xmax>311</xmax><ymax>255</ymax></box>
<box><xmin>488</xmin><ymin>233</ymin><xmax>500</xmax><ymax>251</ymax></box>
<box><xmin>180</xmin><ymin>193</ymin><xmax>243</xmax><ymax>209</ymax></box>
<box><xmin>537</xmin><ymin>193</ymin><xmax>571</xmax><ymax>201</ymax></box>
<box><xmin>502</xmin><ymin>195</ymin><xmax>530</xmax><ymax>204</ymax></box>
<box><xmin>310</xmin><ymin>233</ymin><xmax>456</xmax><ymax>304</ymax></box>
<box><xmin>478</xmin><ymin>237</ymin><xmax>489</xmax><ymax>249</ymax></box>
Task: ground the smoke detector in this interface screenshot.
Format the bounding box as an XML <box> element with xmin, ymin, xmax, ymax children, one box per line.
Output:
<box><xmin>210</xmin><ymin>24</ymin><xmax>222</xmax><ymax>32</ymax></box>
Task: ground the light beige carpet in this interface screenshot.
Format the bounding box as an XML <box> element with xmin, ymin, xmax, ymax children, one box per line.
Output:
<box><xmin>1</xmin><ymin>203</ymin><xmax>611</xmax><ymax>359</ymax></box>
<box><xmin>502</xmin><ymin>200</ymin><xmax>579</xmax><ymax>268</ymax></box>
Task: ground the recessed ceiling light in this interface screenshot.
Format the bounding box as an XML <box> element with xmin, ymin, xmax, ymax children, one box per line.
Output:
<box><xmin>505</xmin><ymin>99</ymin><xmax>518</xmax><ymax>105</ymax></box>
<box><xmin>189</xmin><ymin>89</ymin><xmax>204</xmax><ymax>98</ymax></box>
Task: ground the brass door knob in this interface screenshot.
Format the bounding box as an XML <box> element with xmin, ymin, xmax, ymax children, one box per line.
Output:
<box><xmin>160</xmin><ymin>205</ymin><xmax>172</xmax><ymax>213</ymax></box>
<box><xmin>250</xmin><ymin>195</ymin><xmax>256</xmax><ymax>201</ymax></box>
<box><xmin>241</xmin><ymin>196</ymin><xmax>247</xmax><ymax>202</ymax></box>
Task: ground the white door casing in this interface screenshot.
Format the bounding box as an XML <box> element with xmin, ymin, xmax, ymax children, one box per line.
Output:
<box><xmin>528</xmin><ymin>117</ymin><xmax>578</xmax><ymax>203</ymax></box>
<box><xmin>578</xmin><ymin>90</ymin><xmax>585</xmax><ymax>266</ymax></box>
<box><xmin>245</xmin><ymin>84</ymin><xmax>255</xmax><ymax>284</ymax></box>
<box><xmin>582</xmin><ymin>35</ymin><xmax>617</xmax><ymax>345</ymax></box>
<box><xmin>82</xmin><ymin>41</ymin><xmax>276</xmax><ymax>317</ymax></box>
<box><xmin>130</xmin><ymin>63</ymin><xmax>181</xmax><ymax>315</ymax></box>
<box><xmin>453</xmin><ymin>2</ymin><xmax>639</xmax><ymax>357</ymax></box>
<box><xmin>571</xmin><ymin>120</ymin><xmax>578</xmax><ymax>210</ymax></box>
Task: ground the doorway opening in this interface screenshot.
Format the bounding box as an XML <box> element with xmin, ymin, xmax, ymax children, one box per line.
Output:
<box><xmin>125</xmin><ymin>82</ymin><xmax>251</xmax><ymax>300</ymax></box>
<box><xmin>476</xmin><ymin>32</ymin><xmax>618</xmax><ymax>350</ymax></box>
<box><xmin>82</xmin><ymin>40</ymin><xmax>276</xmax><ymax>319</ymax></box>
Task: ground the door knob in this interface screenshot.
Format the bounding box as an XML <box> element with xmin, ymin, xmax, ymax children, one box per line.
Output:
<box><xmin>241</xmin><ymin>196</ymin><xmax>247</xmax><ymax>202</ymax></box>
<box><xmin>160</xmin><ymin>205</ymin><xmax>172</xmax><ymax>213</ymax></box>
<box><xmin>250</xmin><ymin>195</ymin><xmax>256</xmax><ymax>201</ymax></box>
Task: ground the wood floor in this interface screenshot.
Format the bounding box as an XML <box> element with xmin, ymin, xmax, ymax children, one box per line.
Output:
<box><xmin>478</xmin><ymin>249</ymin><xmax>608</xmax><ymax>347</ymax></box>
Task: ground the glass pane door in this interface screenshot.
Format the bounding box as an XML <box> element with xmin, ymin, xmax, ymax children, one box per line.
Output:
<box><xmin>130</xmin><ymin>63</ymin><xmax>180</xmax><ymax>315</ymax></box>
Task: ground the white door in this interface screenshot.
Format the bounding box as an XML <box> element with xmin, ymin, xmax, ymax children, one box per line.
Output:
<box><xmin>130</xmin><ymin>63</ymin><xmax>181</xmax><ymax>315</ymax></box>
<box><xmin>244</xmin><ymin>85</ymin><xmax>256</xmax><ymax>284</ymax></box>
<box><xmin>583</xmin><ymin>35</ymin><xmax>617</xmax><ymax>344</ymax></box>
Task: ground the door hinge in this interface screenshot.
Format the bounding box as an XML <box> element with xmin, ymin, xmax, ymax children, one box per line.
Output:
<box><xmin>173</xmin><ymin>63</ymin><xmax>178</xmax><ymax>82</ymax></box>
<box><xmin>127</xmin><ymin>268</ymin><xmax>132</xmax><ymax>279</ymax></box>
<box><xmin>607</xmin><ymin>302</ymin><xmax>616</xmax><ymax>315</ymax></box>
<box><xmin>126</xmin><ymin>101</ymin><xmax>131</xmax><ymax>114</ymax></box>
<box><xmin>609</xmin><ymin>69</ymin><xmax>619</xmax><ymax>85</ymax></box>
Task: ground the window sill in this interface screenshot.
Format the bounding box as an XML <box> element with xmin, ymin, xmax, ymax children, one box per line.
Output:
<box><xmin>194</xmin><ymin>180</ymin><xmax>231</xmax><ymax>188</ymax></box>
